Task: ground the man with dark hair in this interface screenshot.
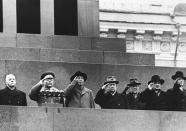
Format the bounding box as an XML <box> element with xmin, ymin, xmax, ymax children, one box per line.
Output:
<box><xmin>122</xmin><ymin>78</ymin><xmax>145</xmax><ymax>110</ymax></box>
<box><xmin>95</xmin><ymin>76</ymin><xmax>128</xmax><ymax>109</ymax></box>
<box><xmin>166</xmin><ymin>71</ymin><xmax>186</xmax><ymax>111</ymax></box>
<box><xmin>64</xmin><ymin>71</ymin><xmax>95</xmax><ymax>108</ymax></box>
<box><xmin>29</xmin><ymin>71</ymin><xmax>65</xmax><ymax>106</ymax></box>
<box><xmin>0</xmin><ymin>74</ymin><xmax>27</xmax><ymax>106</ymax></box>
<box><xmin>139</xmin><ymin>75</ymin><xmax>166</xmax><ymax>110</ymax></box>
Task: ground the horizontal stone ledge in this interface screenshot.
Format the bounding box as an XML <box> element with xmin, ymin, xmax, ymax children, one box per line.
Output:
<box><xmin>104</xmin><ymin>51</ymin><xmax>155</xmax><ymax>66</ymax></box>
<box><xmin>0</xmin><ymin>34</ymin><xmax>126</xmax><ymax>51</ymax></box>
<box><xmin>40</xmin><ymin>48</ymin><xmax>103</xmax><ymax>64</ymax></box>
<box><xmin>0</xmin><ymin>47</ymin><xmax>153</xmax><ymax>65</ymax></box>
<box><xmin>0</xmin><ymin>105</ymin><xmax>186</xmax><ymax>131</ymax></box>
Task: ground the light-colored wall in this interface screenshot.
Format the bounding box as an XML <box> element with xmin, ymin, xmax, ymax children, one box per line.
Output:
<box><xmin>78</xmin><ymin>0</ymin><xmax>99</xmax><ymax>37</ymax></box>
<box><xmin>40</xmin><ymin>0</ymin><xmax>54</xmax><ymax>35</ymax></box>
<box><xmin>3</xmin><ymin>0</ymin><xmax>16</xmax><ymax>34</ymax></box>
<box><xmin>1</xmin><ymin>106</ymin><xmax>186</xmax><ymax>131</ymax></box>
<box><xmin>100</xmin><ymin>0</ymin><xmax>185</xmax><ymax>14</ymax></box>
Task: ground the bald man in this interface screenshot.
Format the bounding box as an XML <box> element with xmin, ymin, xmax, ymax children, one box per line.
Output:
<box><xmin>0</xmin><ymin>74</ymin><xmax>27</xmax><ymax>106</ymax></box>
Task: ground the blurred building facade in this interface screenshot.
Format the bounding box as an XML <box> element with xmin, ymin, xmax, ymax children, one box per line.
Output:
<box><xmin>99</xmin><ymin>0</ymin><xmax>186</xmax><ymax>67</ymax></box>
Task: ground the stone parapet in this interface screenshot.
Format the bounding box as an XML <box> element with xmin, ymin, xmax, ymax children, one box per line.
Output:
<box><xmin>0</xmin><ymin>106</ymin><xmax>186</xmax><ymax>131</ymax></box>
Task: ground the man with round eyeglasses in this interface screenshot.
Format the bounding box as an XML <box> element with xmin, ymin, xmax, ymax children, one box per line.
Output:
<box><xmin>29</xmin><ymin>72</ymin><xmax>65</xmax><ymax>106</ymax></box>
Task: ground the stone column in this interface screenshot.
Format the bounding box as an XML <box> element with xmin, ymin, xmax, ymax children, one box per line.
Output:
<box><xmin>40</xmin><ymin>0</ymin><xmax>54</xmax><ymax>35</ymax></box>
<box><xmin>3</xmin><ymin>0</ymin><xmax>16</xmax><ymax>34</ymax></box>
<box><xmin>134</xmin><ymin>40</ymin><xmax>142</xmax><ymax>52</ymax></box>
<box><xmin>78</xmin><ymin>0</ymin><xmax>99</xmax><ymax>37</ymax></box>
<box><xmin>1</xmin><ymin>0</ymin><xmax>16</xmax><ymax>47</ymax></box>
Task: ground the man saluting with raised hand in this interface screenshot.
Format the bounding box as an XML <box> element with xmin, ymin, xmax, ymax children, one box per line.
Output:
<box><xmin>95</xmin><ymin>76</ymin><xmax>128</xmax><ymax>109</ymax></box>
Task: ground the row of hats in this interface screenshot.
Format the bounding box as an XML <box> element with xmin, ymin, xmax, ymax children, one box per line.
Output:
<box><xmin>128</xmin><ymin>71</ymin><xmax>186</xmax><ymax>86</ymax></box>
<box><xmin>40</xmin><ymin>71</ymin><xmax>186</xmax><ymax>86</ymax></box>
<box><xmin>40</xmin><ymin>71</ymin><xmax>88</xmax><ymax>81</ymax></box>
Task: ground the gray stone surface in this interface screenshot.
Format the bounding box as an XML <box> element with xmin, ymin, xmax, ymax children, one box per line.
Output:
<box><xmin>0</xmin><ymin>106</ymin><xmax>12</xmax><ymax>131</ymax></box>
<box><xmin>91</xmin><ymin>38</ymin><xmax>126</xmax><ymax>51</ymax></box>
<box><xmin>78</xmin><ymin>0</ymin><xmax>99</xmax><ymax>37</ymax></box>
<box><xmin>8</xmin><ymin>106</ymin><xmax>53</xmax><ymax>131</ymax></box>
<box><xmin>52</xmin><ymin>35</ymin><xmax>91</xmax><ymax>50</ymax></box>
<box><xmin>104</xmin><ymin>51</ymin><xmax>155</xmax><ymax>66</ymax></box>
<box><xmin>1</xmin><ymin>106</ymin><xmax>186</xmax><ymax>131</ymax></box>
<box><xmin>16</xmin><ymin>34</ymin><xmax>53</xmax><ymax>48</ymax></box>
<box><xmin>25</xmin><ymin>107</ymin><xmax>53</xmax><ymax>131</ymax></box>
<box><xmin>0</xmin><ymin>47</ymin><xmax>154</xmax><ymax>65</ymax></box>
<box><xmin>0</xmin><ymin>47</ymin><xmax>40</xmax><ymax>61</ymax></box>
<box><xmin>53</xmin><ymin>108</ymin><xmax>159</xmax><ymax>131</ymax></box>
<box><xmin>40</xmin><ymin>49</ymin><xmax>103</xmax><ymax>64</ymax></box>
<box><xmin>0</xmin><ymin>34</ymin><xmax>16</xmax><ymax>47</ymax></box>
<box><xmin>0</xmin><ymin>34</ymin><xmax>129</xmax><ymax>52</ymax></box>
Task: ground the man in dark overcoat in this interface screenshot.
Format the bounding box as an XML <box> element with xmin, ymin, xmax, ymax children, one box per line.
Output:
<box><xmin>139</xmin><ymin>75</ymin><xmax>166</xmax><ymax>110</ymax></box>
<box><xmin>166</xmin><ymin>71</ymin><xmax>186</xmax><ymax>111</ymax></box>
<box><xmin>95</xmin><ymin>76</ymin><xmax>128</xmax><ymax>109</ymax></box>
<box><xmin>122</xmin><ymin>78</ymin><xmax>145</xmax><ymax>110</ymax></box>
<box><xmin>0</xmin><ymin>74</ymin><xmax>27</xmax><ymax>106</ymax></box>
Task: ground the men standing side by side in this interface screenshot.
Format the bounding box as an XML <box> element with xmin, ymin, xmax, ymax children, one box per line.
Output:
<box><xmin>139</xmin><ymin>75</ymin><xmax>166</xmax><ymax>111</ymax></box>
<box><xmin>29</xmin><ymin>72</ymin><xmax>65</xmax><ymax>106</ymax></box>
<box><xmin>122</xmin><ymin>78</ymin><xmax>145</xmax><ymax>110</ymax></box>
<box><xmin>166</xmin><ymin>71</ymin><xmax>186</xmax><ymax>111</ymax></box>
<box><xmin>0</xmin><ymin>74</ymin><xmax>27</xmax><ymax>106</ymax></box>
<box><xmin>95</xmin><ymin>76</ymin><xmax>128</xmax><ymax>109</ymax></box>
<box><xmin>64</xmin><ymin>71</ymin><xmax>95</xmax><ymax>108</ymax></box>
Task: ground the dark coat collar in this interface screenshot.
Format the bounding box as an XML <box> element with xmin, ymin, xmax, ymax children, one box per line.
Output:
<box><xmin>4</xmin><ymin>86</ymin><xmax>17</xmax><ymax>92</ymax></box>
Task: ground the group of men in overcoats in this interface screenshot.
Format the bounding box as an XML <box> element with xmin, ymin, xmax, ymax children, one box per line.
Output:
<box><xmin>1</xmin><ymin>70</ymin><xmax>186</xmax><ymax>112</ymax></box>
<box><xmin>95</xmin><ymin>71</ymin><xmax>186</xmax><ymax>111</ymax></box>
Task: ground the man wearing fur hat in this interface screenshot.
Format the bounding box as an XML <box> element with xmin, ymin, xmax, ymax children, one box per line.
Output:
<box><xmin>64</xmin><ymin>71</ymin><xmax>95</xmax><ymax>108</ymax></box>
<box><xmin>139</xmin><ymin>75</ymin><xmax>166</xmax><ymax>110</ymax></box>
<box><xmin>166</xmin><ymin>71</ymin><xmax>186</xmax><ymax>111</ymax></box>
<box><xmin>95</xmin><ymin>76</ymin><xmax>128</xmax><ymax>109</ymax></box>
<box><xmin>29</xmin><ymin>72</ymin><xmax>65</xmax><ymax>106</ymax></box>
<box><xmin>122</xmin><ymin>78</ymin><xmax>145</xmax><ymax>110</ymax></box>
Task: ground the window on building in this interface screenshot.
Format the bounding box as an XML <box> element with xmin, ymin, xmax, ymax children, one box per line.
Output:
<box><xmin>17</xmin><ymin>0</ymin><xmax>40</xmax><ymax>34</ymax></box>
<box><xmin>54</xmin><ymin>0</ymin><xmax>78</xmax><ymax>36</ymax></box>
<box><xmin>0</xmin><ymin>0</ymin><xmax>2</xmax><ymax>32</ymax></box>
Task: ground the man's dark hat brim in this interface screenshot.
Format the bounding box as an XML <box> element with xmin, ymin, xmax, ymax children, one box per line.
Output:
<box><xmin>40</xmin><ymin>72</ymin><xmax>55</xmax><ymax>80</ymax></box>
<box><xmin>148</xmin><ymin>79</ymin><xmax>164</xmax><ymax>85</ymax></box>
<box><xmin>128</xmin><ymin>82</ymin><xmax>141</xmax><ymax>86</ymax></box>
<box><xmin>70</xmin><ymin>71</ymin><xmax>87</xmax><ymax>82</ymax></box>
<box><xmin>148</xmin><ymin>75</ymin><xmax>165</xmax><ymax>85</ymax></box>
<box><xmin>172</xmin><ymin>71</ymin><xmax>186</xmax><ymax>80</ymax></box>
<box><xmin>104</xmin><ymin>81</ymin><xmax>119</xmax><ymax>85</ymax></box>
